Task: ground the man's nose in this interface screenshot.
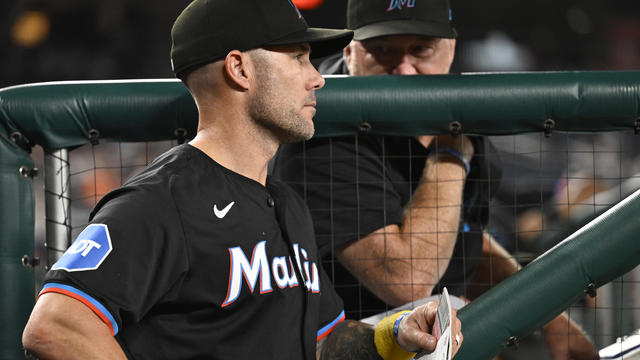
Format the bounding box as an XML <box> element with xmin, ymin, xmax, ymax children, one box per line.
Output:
<box><xmin>391</xmin><ymin>55</ymin><xmax>418</xmax><ymax>75</ymax></box>
<box><xmin>310</xmin><ymin>68</ymin><xmax>325</xmax><ymax>89</ymax></box>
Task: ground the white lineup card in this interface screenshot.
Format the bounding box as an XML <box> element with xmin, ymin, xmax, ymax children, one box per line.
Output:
<box><xmin>415</xmin><ymin>287</ymin><xmax>453</xmax><ymax>360</ymax></box>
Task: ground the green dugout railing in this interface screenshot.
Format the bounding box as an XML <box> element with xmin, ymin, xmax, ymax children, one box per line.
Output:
<box><xmin>456</xmin><ymin>187</ymin><xmax>640</xmax><ymax>359</ymax></box>
<box><xmin>1</xmin><ymin>72</ymin><xmax>639</xmax><ymax>359</ymax></box>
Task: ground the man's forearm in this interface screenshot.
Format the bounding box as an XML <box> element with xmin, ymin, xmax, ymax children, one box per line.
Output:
<box><xmin>400</xmin><ymin>155</ymin><xmax>468</xmax><ymax>281</ymax></box>
<box><xmin>337</xmin><ymin>155</ymin><xmax>468</xmax><ymax>305</ymax></box>
<box><xmin>318</xmin><ymin>302</ymin><xmax>458</xmax><ymax>360</ymax></box>
<box><xmin>467</xmin><ymin>232</ymin><xmax>521</xmax><ymax>299</ymax></box>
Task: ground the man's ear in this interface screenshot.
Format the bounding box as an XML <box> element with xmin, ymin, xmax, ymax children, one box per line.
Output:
<box><xmin>448</xmin><ymin>38</ymin><xmax>456</xmax><ymax>65</ymax></box>
<box><xmin>343</xmin><ymin>42</ymin><xmax>353</xmax><ymax>65</ymax></box>
<box><xmin>224</xmin><ymin>50</ymin><xmax>250</xmax><ymax>90</ymax></box>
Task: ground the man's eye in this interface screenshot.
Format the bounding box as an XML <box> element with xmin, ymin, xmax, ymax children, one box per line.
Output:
<box><xmin>372</xmin><ymin>46</ymin><xmax>391</xmax><ymax>54</ymax></box>
<box><xmin>411</xmin><ymin>46</ymin><xmax>435</xmax><ymax>58</ymax></box>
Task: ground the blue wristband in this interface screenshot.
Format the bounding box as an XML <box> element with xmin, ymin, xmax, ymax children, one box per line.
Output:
<box><xmin>428</xmin><ymin>147</ymin><xmax>470</xmax><ymax>175</ymax></box>
<box><xmin>393</xmin><ymin>312</ymin><xmax>410</xmax><ymax>341</ymax></box>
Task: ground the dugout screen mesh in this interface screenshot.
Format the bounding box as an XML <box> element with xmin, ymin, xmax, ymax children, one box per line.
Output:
<box><xmin>33</xmin><ymin>130</ymin><xmax>640</xmax><ymax>354</ymax></box>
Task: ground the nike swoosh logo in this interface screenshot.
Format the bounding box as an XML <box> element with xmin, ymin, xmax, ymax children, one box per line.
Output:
<box><xmin>214</xmin><ymin>202</ymin><xmax>235</xmax><ymax>219</ymax></box>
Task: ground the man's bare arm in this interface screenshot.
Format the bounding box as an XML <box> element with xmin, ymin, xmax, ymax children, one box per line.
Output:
<box><xmin>466</xmin><ymin>232</ymin><xmax>521</xmax><ymax>299</ymax></box>
<box><xmin>336</xmin><ymin>135</ymin><xmax>474</xmax><ymax>306</ymax></box>
<box><xmin>22</xmin><ymin>293</ymin><xmax>127</xmax><ymax>360</ymax></box>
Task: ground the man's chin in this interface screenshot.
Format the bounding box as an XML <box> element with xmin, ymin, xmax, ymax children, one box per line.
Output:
<box><xmin>280</xmin><ymin>127</ymin><xmax>314</xmax><ymax>144</ymax></box>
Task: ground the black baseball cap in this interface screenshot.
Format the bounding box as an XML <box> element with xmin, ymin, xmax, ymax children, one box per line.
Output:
<box><xmin>171</xmin><ymin>0</ymin><xmax>353</xmax><ymax>78</ymax></box>
<box><xmin>347</xmin><ymin>0</ymin><xmax>457</xmax><ymax>41</ymax></box>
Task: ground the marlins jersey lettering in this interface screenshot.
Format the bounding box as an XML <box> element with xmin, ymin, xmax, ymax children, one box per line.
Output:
<box><xmin>42</xmin><ymin>144</ymin><xmax>344</xmax><ymax>360</ymax></box>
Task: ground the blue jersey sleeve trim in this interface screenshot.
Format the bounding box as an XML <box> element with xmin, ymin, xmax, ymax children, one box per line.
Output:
<box><xmin>317</xmin><ymin>310</ymin><xmax>346</xmax><ymax>341</ymax></box>
<box><xmin>40</xmin><ymin>283</ymin><xmax>119</xmax><ymax>336</ymax></box>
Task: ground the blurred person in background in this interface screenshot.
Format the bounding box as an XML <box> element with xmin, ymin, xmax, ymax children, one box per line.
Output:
<box><xmin>275</xmin><ymin>0</ymin><xmax>598</xmax><ymax>358</ymax></box>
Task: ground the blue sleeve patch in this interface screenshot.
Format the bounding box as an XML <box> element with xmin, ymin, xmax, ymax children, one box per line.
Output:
<box><xmin>51</xmin><ymin>224</ymin><xmax>113</xmax><ymax>272</ymax></box>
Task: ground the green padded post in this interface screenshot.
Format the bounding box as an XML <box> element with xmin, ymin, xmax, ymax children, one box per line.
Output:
<box><xmin>456</xmin><ymin>188</ymin><xmax>640</xmax><ymax>360</ymax></box>
<box><xmin>0</xmin><ymin>127</ymin><xmax>35</xmax><ymax>359</ymax></box>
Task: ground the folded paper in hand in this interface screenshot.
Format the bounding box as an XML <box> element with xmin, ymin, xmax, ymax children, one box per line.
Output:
<box><xmin>415</xmin><ymin>287</ymin><xmax>453</xmax><ymax>360</ymax></box>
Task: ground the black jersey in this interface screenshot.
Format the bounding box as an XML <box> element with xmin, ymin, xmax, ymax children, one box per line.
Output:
<box><xmin>42</xmin><ymin>144</ymin><xmax>344</xmax><ymax>360</ymax></box>
<box><xmin>274</xmin><ymin>53</ymin><xmax>501</xmax><ymax>318</ymax></box>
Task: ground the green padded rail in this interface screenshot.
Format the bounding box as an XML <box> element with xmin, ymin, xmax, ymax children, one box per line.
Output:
<box><xmin>457</xmin><ymin>188</ymin><xmax>640</xmax><ymax>360</ymax></box>
<box><xmin>0</xmin><ymin>125</ymin><xmax>35</xmax><ymax>360</ymax></box>
<box><xmin>0</xmin><ymin>71</ymin><xmax>639</xmax><ymax>150</ymax></box>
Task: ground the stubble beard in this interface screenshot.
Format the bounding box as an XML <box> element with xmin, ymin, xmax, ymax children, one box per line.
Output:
<box><xmin>248</xmin><ymin>65</ymin><xmax>315</xmax><ymax>144</ymax></box>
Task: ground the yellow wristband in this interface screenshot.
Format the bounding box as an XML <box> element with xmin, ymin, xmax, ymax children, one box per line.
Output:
<box><xmin>374</xmin><ymin>311</ymin><xmax>416</xmax><ymax>360</ymax></box>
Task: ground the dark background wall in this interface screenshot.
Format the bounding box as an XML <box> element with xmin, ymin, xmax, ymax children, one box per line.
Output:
<box><xmin>2</xmin><ymin>0</ymin><xmax>639</xmax><ymax>88</ymax></box>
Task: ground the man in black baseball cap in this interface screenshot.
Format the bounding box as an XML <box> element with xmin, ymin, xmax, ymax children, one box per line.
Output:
<box><xmin>275</xmin><ymin>0</ymin><xmax>598</xmax><ymax>359</ymax></box>
<box><xmin>273</xmin><ymin>1</ymin><xmax>470</xmax><ymax>357</ymax></box>
<box><xmin>347</xmin><ymin>0</ymin><xmax>457</xmax><ymax>41</ymax></box>
<box><xmin>23</xmin><ymin>1</ymin><xmax>465</xmax><ymax>359</ymax></box>
<box><xmin>170</xmin><ymin>0</ymin><xmax>354</xmax><ymax>78</ymax></box>
<box><xmin>319</xmin><ymin>0</ymin><xmax>457</xmax><ymax>76</ymax></box>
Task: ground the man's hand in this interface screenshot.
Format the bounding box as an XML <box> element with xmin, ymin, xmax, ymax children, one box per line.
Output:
<box><xmin>543</xmin><ymin>313</ymin><xmax>598</xmax><ymax>360</ymax></box>
<box><xmin>316</xmin><ymin>300</ymin><xmax>463</xmax><ymax>360</ymax></box>
<box><xmin>415</xmin><ymin>134</ymin><xmax>474</xmax><ymax>164</ymax></box>
<box><xmin>396</xmin><ymin>301</ymin><xmax>463</xmax><ymax>357</ymax></box>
